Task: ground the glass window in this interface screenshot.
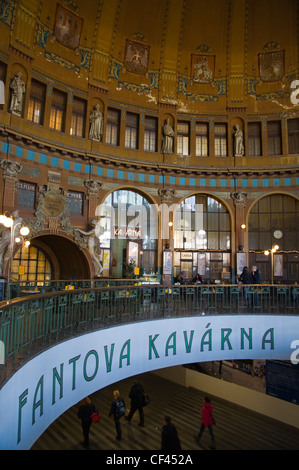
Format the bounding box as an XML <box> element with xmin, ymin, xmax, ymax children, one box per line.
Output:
<box><xmin>70</xmin><ymin>96</ymin><xmax>86</xmax><ymax>137</ymax></box>
<box><xmin>174</xmin><ymin>194</ymin><xmax>231</xmax><ymax>251</ymax></box>
<box><xmin>125</xmin><ymin>112</ymin><xmax>139</xmax><ymax>149</ymax></box>
<box><xmin>214</xmin><ymin>123</ymin><xmax>227</xmax><ymax>156</ymax></box>
<box><xmin>67</xmin><ymin>190</ymin><xmax>83</xmax><ymax>215</ymax></box>
<box><xmin>177</xmin><ymin>121</ymin><xmax>189</xmax><ymax>155</ymax></box>
<box><xmin>196</xmin><ymin>122</ymin><xmax>208</xmax><ymax>156</ymax></box>
<box><xmin>17</xmin><ymin>181</ymin><xmax>36</xmax><ymax>209</ymax></box>
<box><xmin>106</xmin><ymin>107</ymin><xmax>120</xmax><ymax>145</ymax></box>
<box><xmin>0</xmin><ymin>61</ymin><xmax>6</xmax><ymax>111</ymax></box>
<box><xmin>144</xmin><ymin>116</ymin><xmax>157</xmax><ymax>152</ymax></box>
<box><xmin>27</xmin><ymin>79</ymin><xmax>46</xmax><ymax>125</ymax></box>
<box><xmin>11</xmin><ymin>245</ymin><xmax>52</xmax><ymax>283</ymax></box>
<box><xmin>288</xmin><ymin>118</ymin><xmax>299</xmax><ymax>154</ymax></box>
<box><xmin>248</xmin><ymin>122</ymin><xmax>261</xmax><ymax>156</ymax></box>
<box><xmin>267</xmin><ymin>120</ymin><xmax>282</xmax><ymax>155</ymax></box>
<box><xmin>50</xmin><ymin>88</ymin><xmax>67</xmax><ymax>131</ymax></box>
<box><xmin>248</xmin><ymin>194</ymin><xmax>299</xmax><ymax>251</ymax></box>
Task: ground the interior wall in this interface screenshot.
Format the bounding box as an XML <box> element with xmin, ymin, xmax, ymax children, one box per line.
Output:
<box><xmin>153</xmin><ymin>366</ymin><xmax>299</xmax><ymax>430</ymax></box>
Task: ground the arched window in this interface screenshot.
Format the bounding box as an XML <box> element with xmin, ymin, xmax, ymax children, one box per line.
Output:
<box><xmin>248</xmin><ymin>194</ymin><xmax>299</xmax><ymax>282</ymax></box>
<box><xmin>98</xmin><ymin>189</ymin><xmax>157</xmax><ymax>276</ymax></box>
<box><xmin>248</xmin><ymin>194</ymin><xmax>299</xmax><ymax>251</ymax></box>
<box><xmin>11</xmin><ymin>245</ymin><xmax>53</xmax><ymax>283</ymax></box>
<box><xmin>173</xmin><ymin>194</ymin><xmax>231</xmax><ymax>281</ymax></box>
<box><xmin>174</xmin><ymin>194</ymin><xmax>230</xmax><ymax>250</ymax></box>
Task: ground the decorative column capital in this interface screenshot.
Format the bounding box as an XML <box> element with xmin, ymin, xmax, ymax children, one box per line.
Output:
<box><xmin>0</xmin><ymin>159</ymin><xmax>22</xmax><ymax>179</ymax></box>
<box><xmin>230</xmin><ymin>191</ymin><xmax>247</xmax><ymax>207</ymax></box>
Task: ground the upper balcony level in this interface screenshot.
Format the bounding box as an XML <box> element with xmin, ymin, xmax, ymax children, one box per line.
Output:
<box><xmin>0</xmin><ymin>281</ymin><xmax>299</xmax><ymax>449</ymax></box>
<box><xmin>0</xmin><ymin>0</ymin><xmax>299</xmax><ymax>172</ymax></box>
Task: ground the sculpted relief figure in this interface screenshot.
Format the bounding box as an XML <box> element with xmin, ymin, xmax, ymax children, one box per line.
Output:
<box><xmin>233</xmin><ymin>125</ymin><xmax>244</xmax><ymax>157</ymax></box>
<box><xmin>10</xmin><ymin>72</ymin><xmax>26</xmax><ymax>115</ymax></box>
<box><xmin>75</xmin><ymin>219</ymin><xmax>103</xmax><ymax>276</ymax></box>
<box><xmin>89</xmin><ymin>104</ymin><xmax>103</xmax><ymax>142</ymax></box>
<box><xmin>162</xmin><ymin>118</ymin><xmax>175</xmax><ymax>154</ymax></box>
<box><xmin>0</xmin><ymin>211</ymin><xmax>23</xmax><ymax>276</ymax></box>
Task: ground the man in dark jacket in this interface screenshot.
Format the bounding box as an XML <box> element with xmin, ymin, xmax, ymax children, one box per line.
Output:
<box><xmin>77</xmin><ymin>397</ymin><xmax>95</xmax><ymax>448</ymax></box>
<box><xmin>238</xmin><ymin>266</ymin><xmax>252</xmax><ymax>306</ymax></box>
<box><xmin>125</xmin><ymin>380</ymin><xmax>145</xmax><ymax>427</ymax></box>
<box><xmin>251</xmin><ymin>265</ymin><xmax>260</xmax><ymax>284</ymax></box>
<box><xmin>161</xmin><ymin>416</ymin><xmax>181</xmax><ymax>451</ymax></box>
<box><xmin>251</xmin><ymin>265</ymin><xmax>261</xmax><ymax>306</ymax></box>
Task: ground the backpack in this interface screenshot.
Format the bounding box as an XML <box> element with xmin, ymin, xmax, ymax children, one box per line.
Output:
<box><xmin>115</xmin><ymin>398</ymin><xmax>126</xmax><ymax>417</ymax></box>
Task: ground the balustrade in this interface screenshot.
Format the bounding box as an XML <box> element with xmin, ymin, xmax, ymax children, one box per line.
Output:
<box><xmin>0</xmin><ymin>283</ymin><xmax>298</xmax><ymax>385</ymax></box>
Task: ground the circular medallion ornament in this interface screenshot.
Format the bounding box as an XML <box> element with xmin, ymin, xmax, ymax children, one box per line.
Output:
<box><xmin>43</xmin><ymin>193</ymin><xmax>64</xmax><ymax>217</ymax></box>
<box><xmin>273</xmin><ymin>230</ymin><xmax>283</xmax><ymax>239</ymax></box>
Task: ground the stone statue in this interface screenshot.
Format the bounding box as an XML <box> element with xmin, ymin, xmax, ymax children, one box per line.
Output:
<box><xmin>162</xmin><ymin>118</ymin><xmax>175</xmax><ymax>154</ymax></box>
<box><xmin>75</xmin><ymin>220</ymin><xmax>103</xmax><ymax>276</ymax></box>
<box><xmin>0</xmin><ymin>211</ymin><xmax>23</xmax><ymax>276</ymax></box>
<box><xmin>10</xmin><ymin>72</ymin><xmax>26</xmax><ymax>115</ymax></box>
<box><xmin>0</xmin><ymin>159</ymin><xmax>22</xmax><ymax>179</ymax></box>
<box><xmin>89</xmin><ymin>104</ymin><xmax>103</xmax><ymax>141</ymax></box>
<box><xmin>230</xmin><ymin>191</ymin><xmax>247</xmax><ymax>207</ymax></box>
<box><xmin>233</xmin><ymin>125</ymin><xmax>244</xmax><ymax>156</ymax></box>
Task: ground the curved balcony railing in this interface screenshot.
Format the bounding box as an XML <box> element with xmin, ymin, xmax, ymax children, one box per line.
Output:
<box><xmin>0</xmin><ymin>283</ymin><xmax>298</xmax><ymax>386</ymax></box>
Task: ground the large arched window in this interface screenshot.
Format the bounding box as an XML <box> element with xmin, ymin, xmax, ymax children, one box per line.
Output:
<box><xmin>174</xmin><ymin>194</ymin><xmax>230</xmax><ymax>250</ymax></box>
<box><xmin>248</xmin><ymin>194</ymin><xmax>299</xmax><ymax>251</ymax></box>
<box><xmin>98</xmin><ymin>189</ymin><xmax>157</xmax><ymax>277</ymax></box>
<box><xmin>248</xmin><ymin>194</ymin><xmax>299</xmax><ymax>282</ymax></box>
<box><xmin>173</xmin><ymin>194</ymin><xmax>231</xmax><ymax>281</ymax></box>
<box><xmin>11</xmin><ymin>245</ymin><xmax>53</xmax><ymax>283</ymax></box>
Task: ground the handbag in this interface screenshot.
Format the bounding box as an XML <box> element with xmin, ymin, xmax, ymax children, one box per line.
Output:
<box><xmin>143</xmin><ymin>392</ymin><xmax>151</xmax><ymax>407</ymax></box>
<box><xmin>91</xmin><ymin>411</ymin><xmax>101</xmax><ymax>423</ymax></box>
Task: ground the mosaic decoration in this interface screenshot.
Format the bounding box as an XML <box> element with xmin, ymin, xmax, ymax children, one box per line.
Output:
<box><xmin>44</xmin><ymin>51</ymin><xmax>80</xmax><ymax>73</ymax></box>
<box><xmin>124</xmin><ymin>39</ymin><xmax>150</xmax><ymax>75</ymax></box>
<box><xmin>258</xmin><ymin>49</ymin><xmax>285</xmax><ymax>82</ymax></box>
<box><xmin>191</xmin><ymin>54</ymin><xmax>215</xmax><ymax>83</ymax></box>
<box><xmin>53</xmin><ymin>3</ymin><xmax>83</xmax><ymax>50</ymax></box>
<box><xmin>0</xmin><ymin>0</ymin><xmax>14</xmax><ymax>27</ymax></box>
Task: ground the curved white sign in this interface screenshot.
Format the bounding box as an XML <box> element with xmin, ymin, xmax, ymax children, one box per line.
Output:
<box><xmin>0</xmin><ymin>315</ymin><xmax>298</xmax><ymax>450</ymax></box>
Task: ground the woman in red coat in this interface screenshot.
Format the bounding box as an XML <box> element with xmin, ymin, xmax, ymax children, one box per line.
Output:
<box><xmin>195</xmin><ymin>396</ymin><xmax>216</xmax><ymax>449</ymax></box>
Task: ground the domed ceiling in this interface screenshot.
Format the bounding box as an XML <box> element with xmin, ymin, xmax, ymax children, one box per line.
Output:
<box><xmin>2</xmin><ymin>0</ymin><xmax>299</xmax><ymax>115</ymax></box>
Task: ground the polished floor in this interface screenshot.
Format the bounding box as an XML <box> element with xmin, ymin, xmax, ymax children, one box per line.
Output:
<box><xmin>31</xmin><ymin>371</ymin><xmax>299</xmax><ymax>451</ymax></box>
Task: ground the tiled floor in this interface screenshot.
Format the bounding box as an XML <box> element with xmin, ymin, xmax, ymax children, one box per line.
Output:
<box><xmin>31</xmin><ymin>371</ymin><xmax>299</xmax><ymax>451</ymax></box>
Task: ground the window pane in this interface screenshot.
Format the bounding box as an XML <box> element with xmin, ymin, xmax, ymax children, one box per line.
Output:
<box><xmin>267</xmin><ymin>121</ymin><xmax>281</xmax><ymax>155</ymax></box>
<box><xmin>288</xmin><ymin>119</ymin><xmax>299</xmax><ymax>154</ymax></box>
<box><xmin>50</xmin><ymin>89</ymin><xmax>66</xmax><ymax>131</ymax></box>
<box><xmin>71</xmin><ymin>97</ymin><xmax>86</xmax><ymax>137</ymax></box>
<box><xmin>248</xmin><ymin>122</ymin><xmax>261</xmax><ymax>156</ymax></box>
<box><xmin>18</xmin><ymin>181</ymin><xmax>36</xmax><ymax>208</ymax></box>
<box><xmin>67</xmin><ymin>191</ymin><xmax>83</xmax><ymax>215</ymax></box>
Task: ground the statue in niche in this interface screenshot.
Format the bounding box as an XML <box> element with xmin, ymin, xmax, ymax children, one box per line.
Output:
<box><xmin>89</xmin><ymin>104</ymin><xmax>103</xmax><ymax>142</ymax></box>
<box><xmin>10</xmin><ymin>72</ymin><xmax>26</xmax><ymax>115</ymax></box>
<box><xmin>162</xmin><ymin>118</ymin><xmax>175</xmax><ymax>154</ymax></box>
<box><xmin>75</xmin><ymin>219</ymin><xmax>103</xmax><ymax>276</ymax></box>
<box><xmin>233</xmin><ymin>125</ymin><xmax>244</xmax><ymax>157</ymax></box>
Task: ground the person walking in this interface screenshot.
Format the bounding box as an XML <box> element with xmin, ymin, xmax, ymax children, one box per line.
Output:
<box><xmin>238</xmin><ymin>266</ymin><xmax>252</xmax><ymax>306</ymax></box>
<box><xmin>77</xmin><ymin>396</ymin><xmax>95</xmax><ymax>448</ymax></box>
<box><xmin>251</xmin><ymin>265</ymin><xmax>261</xmax><ymax>306</ymax></box>
<box><xmin>125</xmin><ymin>379</ymin><xmax>145</xmax><ymax>427</ymax></box>
<box><xmin>195</xmin><ymin>396</ymin><xmax>216</xmax><ymax>450</ymax></box>
<box><xmin>161</xmin><ymin>416</ymin><xmax>181</xmax><ymax>451</ymax></box>
<box><xmin>109</xmin><ymin>390</ymin><xmax>126</xmax><ymax>440</ymax></box>
<box><xmin>251</xmin><ymin>265</ymin><xmax>260</xmax><ymax>284</ymax></box>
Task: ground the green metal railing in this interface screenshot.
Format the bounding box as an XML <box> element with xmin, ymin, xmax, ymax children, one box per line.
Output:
<box><xmin>0</xmin><ymin>283</ymin><xmax>298</xmax><ymax>383</ymax></box>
